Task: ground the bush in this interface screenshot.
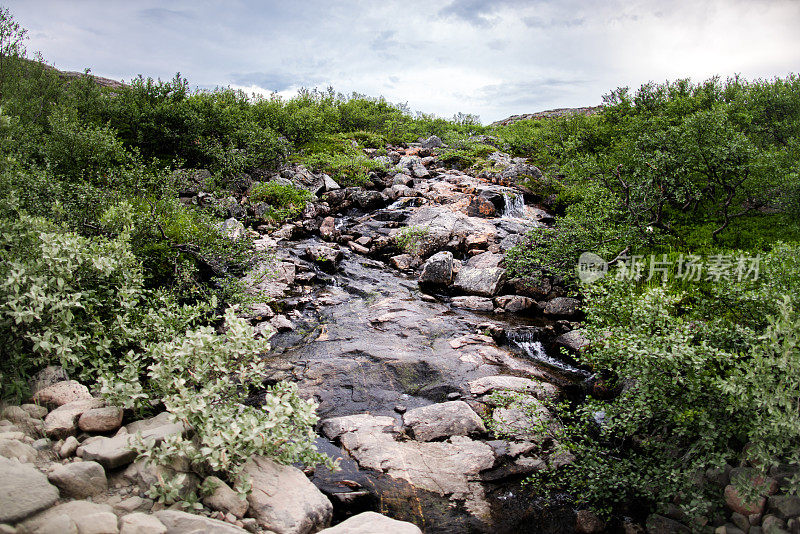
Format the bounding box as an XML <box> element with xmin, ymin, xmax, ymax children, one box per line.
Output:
<box><xmin>249</xmin><ymin>181</ymin><xmax>312</xmax><ymax>223</ymax></box>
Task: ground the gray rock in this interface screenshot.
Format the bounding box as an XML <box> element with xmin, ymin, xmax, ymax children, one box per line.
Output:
<box><xmin>0</xmin><ymin>457</ymin><xmax>59</xmax><ymax>523</ymax></box>
<box><xmin>58</xmin><ymin>436</ymin><xmax>80</xmax><ymax>458</ymax></box>
<box><xmin>465</xmin><ymin>251</ymin><xmax>503</xmax><ymax>269</ymax></box>
<box><xmin>451</xmin><ymin>296</ymin><xmax>494</xmax><ymax>312</ymax></box>
<box><xmin>48</xmin><ymin>460</ymin><xmax>108</xmax><ymax>498</ymax></box>
<box><xmin>576</xmin><ymin>509</ymin><xmax>605</xmax><ymax>534</ymax></box>
<box><xmin>243</xmin><ymin>456</ymin><xmax>333</xmax><ymax>534</ymax></box>
<box><xmin>390</xmin><ymin>254</ymin><xmax>415</xmax><ymax>270</ymax></box>
<box><xmin>402</xmin><ymin>401</ymin><xmax>485</xmax><ymax>442</ymax></box>
<box><xmin>0</xmin><ymin>438</ymin><xmax>38</xmax><ymax>463</ymax></box>
<box><xmin>421</xmin><ymin>135</ymin><xmax>443</xmax><ymax>149</ymax></box>
<box><xmin>318</xmin><ymin>511</ymin><xmax>422</xmax><ymax>533</ymax></box>
<box><xmin>491</xmin><ymin>396</ymin><xmax>557</xmax><ymax>442</ymax></box>
<box><xmin>555</xmin><ymin>330</ymin><xmax>589</xmax><ymax>352</ymax></box>
<box><xmin>119</xmin><ymin>513</ymin><xmax>167</xmax><ymax>534</ymax></box>
<box><xmin>419</xmin><ymin>251</ymin><xmax>454</xmax><ymax>286</ymax></box>
<box><xmin>79</xmin><ymin>420</ymin><xmax>187</xmax><ymax>469</ymax></box>
<box><xmin>304</xmin><ymin>245</ymin><xmax>342</xmax><ymax>272</ymax></box>
<box><xmin>44</xmin><ymin>398</ymin><xmax>105</xmax><ymax>439</ymax></box>
<box><xmin>543</xmin><ymin>297</ymin><xmax>580</xmax><ymax>317</ymax></box>
<box><xmin>155</xmin><ymin>510</ymin><xmax>250</xmax><ymax>533</ymax></box>
<box><xmin>322</xmin><ymin>174</ymin><xmax>340</xmax><ymax>191</ymax></box>
<box><xmin>124</xmin><ymin>412</ymin><xmax>173</xmax><ymax>435</ymax></box>
<box><xmin>32</xmin><ymin>380</ymin><xmax>92</xmax><ymax>407</ymax></box>
<box><xmin>453</xmin><ymin>267</ymin><xmax>506</xmax><ymax>297</ymax></box>
<box><xmin>494</xmin><ymin>295</ymin><xmax>534</xmax><ymax>313</ymax></box>
<box><xmin>2</xmin><ymin>406</ymin><xmax>32</xmax><ymax>425</ymax></box>
<box><xmin>201</xmin><ymin>476</ymin><xmax>248</xmax><ymax>519</ymax></box>
<box><xmin>768</xmin><ymin>495</ymin><xmax>800</xmax><ymax>518</ymax></box>
<box><xmin>646</xmin><ymin>514</ymin><xmax>691</xmax><ymax>534</ymax></box>
<box><xmin>29</xmin><ymin>366</ymin><xmax>69</xmax><ymax>396</ymax></box>
<box><xmin>78</xmin><ymin>407</ymin><xmax>124</xmax><ymax>433</ymax></box>
<box><xmin>220</xmin><ymin>217</ymin><xmax>247</xmax><ymax>241</ymax></box>
<box><xmin>123</xmin><ymin>460</ymin><xmax>199</xmax><ymax>501</ymax></box>
<box><xmin>21</xmin><ymin>404</ymin><xmax>49</xmax><ymax>419</ymax></box>
<box><xmin>468</xmin><ymin>376</ymin><xmax>558</xmax><ymax>400</ymax></box>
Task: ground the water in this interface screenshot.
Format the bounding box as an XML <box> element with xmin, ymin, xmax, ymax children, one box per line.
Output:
<box><xmin>502</xmin><ymin>191</ymin><xmax>526</xmax><ymax>218</ymax></box>
<box><xmin>507</xmin><ymin>329</ymin><xmax>592</xmax><ymax>379</ymax></box>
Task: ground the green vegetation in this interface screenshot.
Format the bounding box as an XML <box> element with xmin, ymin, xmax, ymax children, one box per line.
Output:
<box><xmin>495</xmin><ymin>76</ymin><xmax>800</xmax><ymax>518</ymax></box>
<box><xmin>249</xmin><ymin>180</ymin><xmax>312</xmax><ymax>223</ymax></box>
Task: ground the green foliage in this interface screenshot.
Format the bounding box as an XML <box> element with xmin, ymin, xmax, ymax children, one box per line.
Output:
<box><xmin>297</xmin><ymin>133</ymin><xmax>387</xmax><ymax>186</ymax></box>
<box><xmin>392</xmin><ymin>225</ymin><xmax>430</xmax><ymax>255</ymax></box>
<box><xmin>438</xmin><ymin>141</ymin><xmax>496</xmax><ymax>170</ymax></box>
<box><xmin>249</xmin><ymin>180</ymin><xmax>312</xmax><ymax>223</ymax></box>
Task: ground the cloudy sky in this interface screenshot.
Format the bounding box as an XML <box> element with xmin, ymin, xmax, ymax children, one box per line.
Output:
<box><xmin>7</xmin><ymin>0</ymin><xmax>800</xmax><ymax>123</ymax></box>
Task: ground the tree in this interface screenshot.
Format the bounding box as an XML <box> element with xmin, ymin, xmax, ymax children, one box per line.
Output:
<box><xmin>0</xmin><ymin>7</ymin><xmax>28</xmax><ymax>100</ymax></box>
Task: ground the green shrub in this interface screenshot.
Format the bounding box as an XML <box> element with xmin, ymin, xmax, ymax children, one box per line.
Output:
<box><xmin>249</xmin><ymin>181</ymin><xmax>312</xmax><ymax>223</ymax></box>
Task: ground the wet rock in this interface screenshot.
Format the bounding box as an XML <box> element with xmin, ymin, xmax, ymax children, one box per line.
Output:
<box><xmin>468</xmin><ymin>376</ymin><xmax>558</xmax><ymax>400</ymax></box>
<box><xmin>0</xmin><ymin>439</ymin><xmax>37</xmax><ymax>463</ymax></box>
<box><xmin>555</xmin><ymin>330</ymin><xmax>589</xmax><ymax>352</ymax></box>
<box><xmin>494</xmin><ymin>295</ymin><xmax>535</xmax><ymax>313</ymax></box>
<box><xmin>78</xmin><ymin>406</ymin><xmax>124</xmax><ymax>433</ymax></box>
<box><xmin>243</xmin><ymin>456</ymin><xmax>333</xmax><ymax>534</ymax></box>
<box><xmin>304</xmin><ymin>244</ymin><xmax>342</xmax><ymax>272</ymax></box>
<box><xmin>119</xmin><ymin>513</ymin><xmax>167</xmax><ymax>534</ymax></box>
<box><xmin>319</xmin><ymin>216</ymin><xmax>338</xmax><ymax>241</ymax></box>
<box><xmin>466</xmin><ymin>196</ymin><xmax>496</xmax><ymax>218</ymax></box>
<box><xmin>0</xmin><ymin>458</ymin><xmax>60</xmax><ymax>523</ymax></box>
<box><xmin>543</xmin><ymin>297</ymin><xmax>580</xmax><ymax>317</ymax></box>
<box><xmin>419</xmin><ymin>251</ymin><xmax>454</xmax><ymax>286</ymax></box>
<box><xmin>154</xmin><ymin>510</ymin><xmax>249</xmax><ymax>533</ymax></box>
<box><xmin>202</xmin><ymin>476</ymin><xmax>249</xmax><ymax>518</ymax></box>
<box><xmin>318</xmin><ymin>511</ymin><xmax>422</xmax><ymax>533</ymax></box>
<box><xmin>402</xmin><ymin>401</ymin><xmax>485</xmax><ymax>442</ymax></box>
<box><xmin>44</xmin><ymin>398</ymin><xmax>105</xmax><ymax>439</ymax></box>
<box><xmin>48</xmin><ymin>460</ymin><xmax>108</xmax><ymax>498</ymax></box>
<box><xmin>352</xmin><ymin>190</ymin><xmax>384</xmax><ymax>211</ymax></box>
<box><xmin>452</xmin><ymin>267</ymin><xmax>506</xmax><ymax>297</ymax></box>
<box><xmin>32</xmin><ymin>380</ymin><xmax>92</xmax><ymax>407</ymax></box>
<box><xmin>451</xmin><ymin>296</ymin><xmax>494</xmax><ymax>312</ymax></box>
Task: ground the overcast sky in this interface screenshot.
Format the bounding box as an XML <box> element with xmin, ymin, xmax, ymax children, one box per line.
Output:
<box><xmin>7</xmin><ymin>0</ymin><xmax>800</xmax><ymax>123</ymax></box>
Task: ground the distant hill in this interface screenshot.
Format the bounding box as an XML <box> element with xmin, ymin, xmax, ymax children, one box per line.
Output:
<box><xmin>41</xmin><ymin>63</ymin><xmax>127</xmax><ymax>90</ymax></box>
<box><xmin>491</xmin><ymin>106</ymin><xmax>602</xmax><ymax>127</ymax></box>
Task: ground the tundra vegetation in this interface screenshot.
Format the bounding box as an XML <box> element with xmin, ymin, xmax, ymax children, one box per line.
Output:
<box><xmin>1</xmin><ymin>5</ymin><xmax>800</xmax><ymax>521</ymax></box>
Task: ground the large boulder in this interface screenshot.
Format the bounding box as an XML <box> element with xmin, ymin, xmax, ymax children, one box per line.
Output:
<box><xmin>0</xmin><ymin>457</ymin><xmax>60</xmax><ymax>523</ymax></box>
<box><xmin>543</xmin><ymin>297</ymin><xmax>580</xmax><ymax>317</ymax></box>
<box><xmin>48</xmin><ymin>460</ymin><xmax>108</xmax><ymax>498</ymax></box>
<box><xmin>421</xmin><ymin>136</ymin><xmax>443</xmax><ymax>149</ymax></box>
<box><xmin>318</xmin><ymin>511</ymin><xmax>422</xmax><ymax>533</ymax></box>
<box><xmin>468</xmin><ymin>376</ymin><xmax>558</xmax><ymax>400</ymax></box>
<box><xmin>79</xmin><ymin>418</ymin><xmax>188</xmax><ymax>469</ymax></box>
<box><xmin>19</xmin><ymin>501</ymin><xmax>120</xmax><ymax>534</ymax></box>
<box><xmin>44</xmin><ymin>398</ymin><xmax>105</xmax><ymax>439</ymax></box>
<box><xmin>243</xmin><ymin>456</ymin><xmax>333</xmax><ymax>534</ymax></box>
<box><xmin>453</xmin><ymin>267</ymin><xmax>506</xmax><ymax>297</ymax></box>
<box><xmin>555</xmin><ymin>330</ymin><xmax>589</xmax><ymax>352</ymax></box>
<box><xmin>304</xmin><ymin>244</ymin><xmax>343</xmax><ymax>273</ymax></box>
<box><xmin>402</xmin><ymin>401</ymin><xmax>486</xmax><ymax>442</ymax></box>
<box><xmin>419</xmin><ymin>251</ymin><xmax>454</xmax><ymax>286</ymax></box>
<box><xmin>491</xmin><ymin>396</ymin><xmax>557</xmax><ymax>443</ymax></box>
<box><xmin>78</xmin><ymin>406</ymin><xmax>124</xmax><ymax>433</ymax></box>
<box><xmin>32</xmin><ymin>380</ymin><xmax>92</xmax><ymax>407</ymax></box>
<box><xmin>154</xmin><ymin>510</ymin><xmax>249</xmax><ymax>533</ymax></box>
<box><xmin>201</xmin><ymin>475</ymin><xmax>248</xmax><ymax>518</ymax></box>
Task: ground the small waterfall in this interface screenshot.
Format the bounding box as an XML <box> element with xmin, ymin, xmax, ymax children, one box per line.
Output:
<box><xmin>507</xmin><ymin>328</ymin><xmax>591</xmax><ymax>378</ymax></box>
<box><xmin>502</xmin><ymin>191</ymin><xmax>526</xmax><ymax>218</ymax></box>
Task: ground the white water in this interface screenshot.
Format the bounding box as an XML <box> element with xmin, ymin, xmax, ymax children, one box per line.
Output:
<box><xmin>502</xmin><ymin>192</ymin><xmax>526</xmax><ymax>218</ymax></box>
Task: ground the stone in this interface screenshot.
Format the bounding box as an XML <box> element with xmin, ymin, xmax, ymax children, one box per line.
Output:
<box><xmin>468</xmin><ymin>376</ymin><xmax>559</xmax><ymax>400</ymax></box>
<box><xmin>419</xmin><ymin>251</ymin><xmax>454</xmax><ymax>286</ymax></box>
<box><xmin>318</xmin><ymin>511</ymin><xmax>422</xmax><ymax>533</ymax></box>
<box><xmin>352</xmin><ymin>190</ymin><xmax>384</xmax><ymax>210</ymax></box>
<box><xmin>270</xmin><ymin>315</ymin><xmax>295</xmax><ymax>332</ymax></box>
<box><xmin>304</xmin><ymin>244</ymin><xmax>342</xmax><ymax>272</ymax></box>
<box><xmin>32</xmin><ymin>380</ymin><xmax>92</xmax><ymax>407</ymax></box>
<box><xmin>113</xmin><ymin>497</ymin><xmax>152</xmax><ymax>514</ymax></box>
<box><xmin>243</xmin><ymin>456</ymin><xmax>333</xmax><ymax>534</ymax></box>
<box><xmin>421</xmin><ymin>135</ymin><xmax>443</xmax><ymax>149</ymax></box>
<box><xmin>466</xmin><ymin>196</ymin><xmax>496</xmax><ymax>218</ymax></box>
<box><xmin>154</xmin><ymin>511</ymin><xmax>248</xmax><ymax>534</ymax></box>
<box><xmin>220</xmin><ymin>217</ymin><xmax>247</xmax><ymax>241</ymax></box>
<box><xmin>0</xmin><ymin>438</ymin><xmax>38</xmax><ymax>463</ymax></box>
<box><xmin>119</xmin><ymin>513</ymin><xmax>167</xmax><ymax>534</ymax></box>
<box><xmin>762</xmin><ymin>515</ymin><xmax>787</xmax><ymax>534</ymax></box>
<box><xmin>44</xmin><ymin>398</ymin><xmax>105</xmax><ymax>439</ymax></box>
<box><xmin>466</xmin><ymin>252</ymin><xmax>503</xmax><ymax>269</ymax></box>
<box><xmin>59</xmin><ymin>436</ymin><xmax>80</xmax><ymax>458</ymax></box>
<box><xmin>29</xmin><ymin>366</ymin><xmax>70</xmax><ymax>396</ymax></box>
<box><xmin>402</xmin><ymin>401</ymin><xmax>485</xmax><ymax>442</ymax></box>
<box><xmin>48</xmin><ymin>460</ymin><xmax>108</xmax><ymax>498</ymax></box>
<box><xmin>201</xmin><ymin>476</ymin><xmax>248</xmax><ymax>518</ymax></box>
<box><xmin>78</xmin><ymin>407</ymin><xmax>124</xmax><ymax>433</ymax></box>
<box><xmin>731</xmin><ymin>512</ymin><xmax>750</xmax><ymax>532</ymax></box>
<box><xmin>123</xmin><ymin>459</ymin><xmax>199</xmax><ymax>500</ymax></box>
<box><xmin>0</xmin><ymin>457</ymin><xmax>59</xmax><ymax>523</ymax></box>
<box><xmin>645</xmin><ymin>514</ymin><xmax>691</xmax><ymax>534</ymax></box>
<box><xmin>555</xmin><ymin>330</ymin><xmax>589</xmax><ymax>352</ymax></box>
<box><xmin>322</xmin><ymin>174</ymin><xmax>340</xmax><ymax>191</ymax></box>
<box><xmin>491</xmin><ymin>396</ymin><xmax>556</xmax><ymax>442</ymax></box>
<box><xmin>725</xmin><ymin>484</ymin><xmax>767</xmax><ymax>516</ymax></box>
<box><xmin>390</xmin><ymin>254</ymin><xmax>415</xmax><ymax>270</ymax></box>
<box><xmin>79</xmin><ymin>420</ymin><xmax>187</xmax><ymax>469</ymax></box>
<box><xmin>451</xmin><ymin>296</ymin><xmax>494</xmax><ymax>312</ymax></box>
<box><xmin>21</xmin><ymin>404</ymin><xmax>49</xmax><ymax>419</ymax></box>
<box><xmin>576</xmin><ymin>509</ymin><xmax>605</xmax><ymax>533</ymax></box>
<box><xmin>543</xmin><ymin>297</ymin><xmax>580</xmax><ymax>317</ymax></box>
<box><xmin>494</xmin><ymin>295</ymin><xmax>535</xmax><ymax>313</ymax></box>
<box><xmin>452</xmin><ymin>267</ymin><xmax>506</xmax><ymax>297</ymax></box>
<box><xmin>768</xmin><ymin>495</ymin><xmax>800</xmax><ymax>518</ymax></box>
<box><xmin>319</xmin><ymin>216</ymin><xmax>337</xmax><ymax>241</ymax></box>
<box><xmin>1</xmin><ymin>406</ymin><xmax>31</xmax><ymax>425</ymax></box>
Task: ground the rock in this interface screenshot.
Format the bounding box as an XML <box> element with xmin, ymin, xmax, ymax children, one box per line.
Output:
<box><xmin>466</xmin><ymin>197</ymin><xmax>496</xmax><ymax>218</ymax></box>
<box><xmin>646</xmin><ymin>514</ymin><xmax>691</xmax><ymax>534</ymax></box>
<box><xmin>79</xmin><ymin>419</ymin><xmax>187</xmax><ymax>469</ymax></box>
<box><xmin>124</xmin><ymin>412</ymin><xmax>173</xmax><ymax>435</ymax></box>
<box><xmin>0</xmin><ymin>438</ymin><xmax>37</xmax><ymax>463</ymax></box>
<box><xmin>467</xmin><ymin>376</ymin><xmax>558</xmax><ymax>400</ymax></box>
<box><xmin>2</xmin><ymin>406</ymin><xmax>31</xmax><ymax>425</ymax></box>
<box><xmin>768</xmin><ymin>495</ymin><xmax>800</xmax><ymax>518</ymax></box>
<box><xmin>29</xmin><ymin>366</ymin><xmax>70</xmax><ymax>396</ymax></box>
<box><xmin>419</xmin><ymin>251</ymin><xmax>454</xmax><ymax>286</ymax></box>
<box><xmin>220</xmin><ymin>217</ymin><xmax>247</xmax><ymax>241</ymax></box>
<box><xmin>352</xmin><ymin>190</ymin><xmax>384</xmax><ymax>211</ymax></box>
<box><xmin>466</xmin><ymin>252</ymin><xmax>503</xmax><ymax>269</ymax></box>
<box><xmin>555</xmin><ymin>330</ymin><xmax>589</xmax><ymax>352</ymax></box>
<box><xmin>725</xmin><ymin>484</ymin><xmax>767</xmax><ymax>515</ymax></box>
<box><xmin>762</xmin><ymin>515</ymin><xmax>787</xmax><ymax>534</ymax></box>
<box><xmin>0</xmin><ymin>457</ymin><xmax>59</xmax><ymax>523</ymax></box>
<box><xmin>78</xmin><ymin>407</ymin><xmax>124</xmax><ymax>433</ymax></box>
<box><xmin>154</xmin><ymin>511</ymin><xmax>249</xmax><ymax>533</ymax></box>
<box><xmin>451</xmin><ymin>296</ymin><xmax>494</xmax><ymax>312</ymax></box>
<box><xmin>322</xmin><ymin>174</ymin><xmax>340</xmax><ymax>191</ymax></box>
<box><xmin>390</xmin><ymin>254</ymin><xmax>415</xmax><ymax>270</ymax></box>
<box><xmin>452</xmin><ymin>267</ymin><xmax>506</xmax><ymax>297</ymax></box>
<box><xmin>243</xmin><ymin>456</ymin><xmax>333</xmax><ymax>534</ymax></box>
<box><xmin>421</xmin><ymin>136</ymin><xmax>443</xmax><ymax>149</ymax></box>
<box><xmin>402</xmin><ymin>401</ymin><xmax>485</xmax><ymax>442</ymax></box>
<box><xmin>48</xmin><ymin>460</ymin><xmax>108</xmax><ymax>498</ymax></box>
<box><xmin>21</xmin><ymin>404</ymin><xmax>49</xmax><ymax>419</ymax></box>
<box><xmin>113</xmin><ymin>497</ymin><xmax>152</xmax><ymax>515</ymax></box>
<box><xmin>576</xmin><ymin>509</ymin><xmax>605</xmax><ymax>533</ymax></box>
<box><xmin>491</xmin><ymin>396</ymin><xmax>556</xmax><ymax>442</ymax></box>
<box><xmin>59</xmin><ymin>436</ymin><xmax>80</xmax><ymax>458</ymax></box>
<box><xmin>270</xmin><ymin>315</ymin><xmax>295</xmax><ymax>332</ymax></box>
<box><xmin>201</xmin><ymin>476</ymin><xmax>248</xmax><ymax>519</ymax></box>
<box><xmin>119</xmin><ymin>513</ymin><xmax>167</xmax><ymax>534</ymax></box>
<box><xmin>319</xmin><ymin>217</ymin><xmax>337</xmax><ymax>241</ymax></box>
<box><xmin>304</xmin><ymin>244</ymin><xmax>342</xmax><ymax>272</ymax></box>
<box><xmin>731</xmin><ymin>512</ymin><xmax>750</xmax><ymax>532</ymax></box>
<box><xmin>123</xmin><ymin>460</ymin><xmax>200</xmax><ymax>501</ymax></box>
<box><xmin>318</xmin><ymin>511</ymin><xmax>422</xmax><ymax>533</ymax></box>
<box><xmin>543</xmin><ymin>297</ymin><xmax>580</xmax><ymax>317</ymax></box>
<box><xmin>32</xmin><ymin>380</ymin><xmax>92</xmax><ymax>407</ymax></box>
<box><xmin>494</xmin><ymin>295</ymin><xmax>534</xmax><ymax>313</ymax></box>
<box><xmin>44</xmin><ymin>398</ymin><xmax>105</xmax><ymax>439</ymax></box>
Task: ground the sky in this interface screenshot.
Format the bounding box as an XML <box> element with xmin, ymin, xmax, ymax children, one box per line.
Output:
<box><xmin>6</xmin><ymin>0</ymin><xmax>800</xmax><ymax>124</ymax></box>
